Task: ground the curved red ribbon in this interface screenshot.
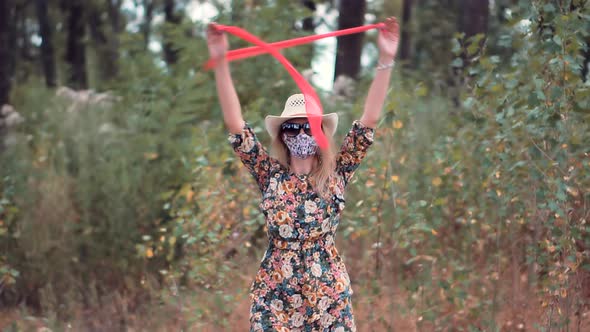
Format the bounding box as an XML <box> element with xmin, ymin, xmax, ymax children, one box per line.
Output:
<box><xmin>213</xmin><ymin>24</ymin><xmax>328</xmax><ymax>149</ymax></box>
<box><xmin>208</xmin><ymin>23</ymin><xmax>385</xmax><ymax>150</ymax></box>
<box><xmin>204</xmin><ymin>23</ymin><xmax>385</xmax><ymax>70</ymax></box>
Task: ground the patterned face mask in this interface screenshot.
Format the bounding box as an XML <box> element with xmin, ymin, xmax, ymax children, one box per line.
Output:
<box><xmin>282</xmin><ymin>132</ymin><xmax>318</xmax><ymax>159</ymax></box>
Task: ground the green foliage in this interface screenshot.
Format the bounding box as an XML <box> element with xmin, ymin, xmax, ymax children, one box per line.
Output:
<box><xmin>0</xmin><ymin>0</ymin><xmax>322</xmax><ymax>327</ymax></box>
<box><xmin>341</xmin><ymin>0</ymin><xmax>590</xmax><ymax>329</ymax></box>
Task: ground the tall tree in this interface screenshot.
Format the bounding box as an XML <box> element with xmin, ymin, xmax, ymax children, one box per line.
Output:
<box><xmin>334</xmin><ymin>0</ymin><xmax>366</xmax><ymax>81</ymax></box>
<box><xmin>456</xmin><ymin>0</ymin><xmax>489</xmax><ymax>74</ymax></box>
<box><xmin>88</xmin><ymin>0</ymin><xmax>122</xmax><ymax>86</ymax></box>
<box><xmin>459</xmin><ymin>0</ymin><xmax>489</xmax><ymax>39</ymax></box>
<box><xmin>107</xmin><ymin>0</ymin><xmax>123</xmax><ymax>35</ymax></box>
<box><xmin>450</xmin><ymin>0</ymin><xmax>489</xmax><ymax>106</ymax></box>
<box><xmin>0</xmin><ymin>0</ymin><xmax>15</xmax><ymax>106</ymax></box>
<box><xmin>400</xmin><ymin>0</ymin><xmax>413</xmax><ymax>64</ymax></box>
<box><xmin>106</xmin><ymin>0</ymin><xmax>123</xmax><ymax>81</ymax></box>
<box><xmin>107</xmin><ymin>0</ymin><xmax>125</xmax><ymax>78</ymax></box>
<box><xmin>36</xmin><ymin>0</ymin><xmax>57</xmax><ymax>88</ymax></box>
<box><xmin>136</xmin><ymin>0</ymin><xmax>155</xmax><ymax>50</ymax></box>
<box><xmin>16</xmin><ymin>2</ymin><xmax>35</xmax><ymax>64</ymax></box>
<box><xmin>583</xmin><ymin>38</ymin><xmax>589</xmax><ymax>82</ymax></box>
<box><xmin>163</xmin><ymin>0</ymin><xmax>181</xmax><ymax>66</ymax></box>
<box><xmin>64</xmin><ymin>1</ymin><xmax>88</xmax><ymax>89</ymax></box>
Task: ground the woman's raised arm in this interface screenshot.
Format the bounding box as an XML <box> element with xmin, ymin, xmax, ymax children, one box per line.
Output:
<box><xmin>207</xmin><ymin>23</ymin><xmax>245</xmax><ymax>134</ymax></box>
<box><xmin>360</xmin><ymin>17</ymin><xmax>400</xmax><ymax>128</ymax></box>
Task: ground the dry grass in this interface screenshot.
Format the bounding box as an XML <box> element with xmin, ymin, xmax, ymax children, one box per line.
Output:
<box><xmin>1</xmin><ymin>236</ymin><xmax>589</xmax><ymax>331</ymax></box>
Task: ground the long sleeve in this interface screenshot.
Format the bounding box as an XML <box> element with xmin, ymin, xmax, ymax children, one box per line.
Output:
<box><xmin>228</xmin><ymin>123</ymin><xmax>280</xmax><ymax>193</ymax></box>
<box><xmin>335</xmin><ymin>120</ymin><xmax>375</xmax><ymax>187</ymax></box>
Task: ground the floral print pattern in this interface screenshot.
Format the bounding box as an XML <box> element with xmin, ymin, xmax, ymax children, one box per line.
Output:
<box><xmin>228</xmin><ymin>120</ymin><xmax>374</xmax><ymax>331</ymax></box>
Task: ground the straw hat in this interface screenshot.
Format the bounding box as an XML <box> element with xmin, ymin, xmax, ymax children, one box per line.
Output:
<box><xmin>264</xmin><ymin>94</ymin><xmax>338</xmax><ymax>139</ymax></box>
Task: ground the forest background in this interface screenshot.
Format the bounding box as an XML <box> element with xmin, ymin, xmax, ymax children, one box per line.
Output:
<box><xmin>1</xmin><ymin>0</ymin><xmax>590</xmax><ymax>330</ymax></box>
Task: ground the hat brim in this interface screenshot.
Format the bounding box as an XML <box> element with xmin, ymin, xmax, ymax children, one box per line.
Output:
<box><xmin>265</xmin><ymin>113</ymin><xmax>339</xmax><ymax>139</ymax></box>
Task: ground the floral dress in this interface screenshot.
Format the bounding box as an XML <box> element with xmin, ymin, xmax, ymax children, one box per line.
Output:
<box><xmin>228</xmin><ymin>120</ymin><xmax>375</xmax><ymax>332</ymax></box>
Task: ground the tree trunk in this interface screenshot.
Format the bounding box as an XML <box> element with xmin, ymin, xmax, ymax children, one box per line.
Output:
<box><xmin>88</xmin><ymin>0</ymin><xmax>121</xmax><ymax>85</ymax></box>
<box><xmin>141</xmin><ymin>0</ymin><xmax>154</xmax><ymax>50</ymax></box>
<box><xmin>107</xmin><ymin>0</ymin><xmax>123</xmax><ymax>75</ymax></box>
<box><xmin>0</xmin><ymin>0</ymin><xmax>19</xmax><ymax>106</ymax></box>
<box><xmin>36</xmin><ymin>0</ymin><xmax>57</xmax><ymax>88</ymax></box>
<box><xmin>64</xmin><ymin>1</ymin><xmax>88</xmax><ymax>89</ymax></box>
<box><xmin>88</xmin><ymin>4</ymin><xmax>109</xmax><ymax>84</ymax></box>
<box><xmin>104</xmin><ymin>0</ymin><xmax>122</xmax><ymax>82</ymax></box>
<box><xmin>17</xmin><ymin>3</ymin><xmax>35</xmax><ymax>63</ymax></box>
<box><xmin>459</xmin><ymin>0</ymin><xmax>489</xmax><ymax>39</ymax></box>
<box><xmin>163</xmin><ymin>0</ymin><xmax>181</xmax><ymax>66</ymax></box>
<box><xmin>334</xmin><ymin>0</ymin><xmax>366</xmax><ymax>81</ymax></box>
<box><xmin>108</xmin><ymin>0</ymin><xmax>123</xmax><ymax>34</ymax></box>
<box><xmin>456</xmin><ymin>0</ymin><xmax>489</xmax><ymax>67</ymax></box>
<box><xmin>451</xmin><ymin>0</ymin><xmax>488</xmax><ymax>107</ymax></box>
<box><xmin>400</xmin><ymin>0</ymin><xmax>413</xmax><ymax>63</ymax></box>
<box><xmin>582</xmin><ymin>38</ymin><xmax>589</xmax><ymax>82</ymax></box>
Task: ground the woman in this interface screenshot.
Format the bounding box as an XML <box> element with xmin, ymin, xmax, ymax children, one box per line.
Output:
<box><xmin>207</xmin><ymin>17</ymin><xmax>399</xmax><ymax>332</ymax></box>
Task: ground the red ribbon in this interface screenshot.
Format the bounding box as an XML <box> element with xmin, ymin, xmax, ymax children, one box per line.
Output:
<box><xmin>206</xmin><ymin>23</ymin><xmax>385</xmax><ymax>150</ymax></box>
<box><xmin>204</xmin><ymin>23</ymin><xmax>385</xmax><ymax>70</ymax></box>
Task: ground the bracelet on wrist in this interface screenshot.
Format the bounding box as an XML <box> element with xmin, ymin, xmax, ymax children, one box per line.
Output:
<box><xmin>376</xmin><ymin>59</ymin><xmax>395</xmax><ymax>70</ymax></box>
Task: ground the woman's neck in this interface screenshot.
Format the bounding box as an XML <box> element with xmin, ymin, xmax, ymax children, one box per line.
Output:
<box><xmin>289</xmin><ymin>156</ymin><xmax>315</xmax><ymax>175</ymax></box>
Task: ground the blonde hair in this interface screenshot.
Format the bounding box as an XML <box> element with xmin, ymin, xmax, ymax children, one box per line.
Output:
<box><xmin>271</xmin><ymin>127</ymin><xmax>337</xmax><ymax>199</ymax></box>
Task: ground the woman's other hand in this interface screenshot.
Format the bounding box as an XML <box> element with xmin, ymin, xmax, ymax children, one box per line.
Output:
<box><xmin>377</xmin><ymin>17</ymin><xmax>399</xmax><ymax>62</ymax></box>
<box><xmin>207</xmin><ymin>23</ymin><xmax>228</xmax><ymax>60</ymax></box>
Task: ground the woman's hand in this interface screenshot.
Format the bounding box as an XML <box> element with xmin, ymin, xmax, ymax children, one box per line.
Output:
<box><xmin>207</xmin><ymin>23</ymin><xmax>229</xmax><ymax>60</ymax></box>
<box><xmin>377</xmin><ymin>17</ymin><xmax>399</xmax><ymax>62</ymax></box>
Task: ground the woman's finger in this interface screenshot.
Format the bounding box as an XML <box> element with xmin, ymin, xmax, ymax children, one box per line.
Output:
<box><xmin>386</xmin><ymin>17</ymin><xmax>397</xmax><ymax>33</ymax></box>
<box><xmin>379</xmin><ymin>17</ymin><xmax>396</xmax><ymax>34</ymax></box>
<box><xmin>208</xmin><ymin>22</ymin><xmax>219</xmax><ymax>30</ymax></box>
<box><xmin>207</xmin><ymin>22</ymin><xmax>224</xmax><ymax>36</ymax></box>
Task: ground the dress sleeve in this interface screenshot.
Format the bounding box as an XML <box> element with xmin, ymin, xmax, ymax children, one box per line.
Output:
<box><xmin>227</xmin><ymin>123</ymin><xmax>278</xmax><ymax>193</ymax></box>
<box><xmin>336</xmin><ymin>120</ymin><xmax>376</xmax><ymax>187</ymax></box>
